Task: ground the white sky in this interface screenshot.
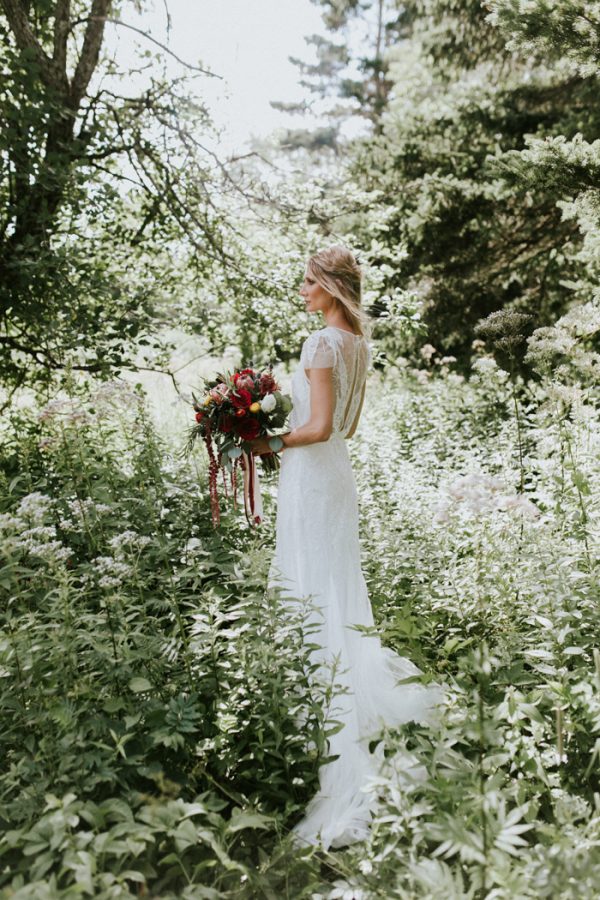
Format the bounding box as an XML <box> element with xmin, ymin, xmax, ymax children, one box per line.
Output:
<box><xmin>105</xmin><ymin>0</ymin><xmax>325</xmax><ymax>155</ymax></box>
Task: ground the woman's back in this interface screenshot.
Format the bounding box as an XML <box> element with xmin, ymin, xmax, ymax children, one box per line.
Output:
<box><xmin>299</xmin><ymin>326</ymin><xmax>372</xmax><ymax>439</ymax></box>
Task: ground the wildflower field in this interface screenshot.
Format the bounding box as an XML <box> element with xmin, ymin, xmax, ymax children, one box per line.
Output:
<box><xmin>1</xmin><ymin>339</ymin><xmax>598</xmax><ymax>898</ymax></box>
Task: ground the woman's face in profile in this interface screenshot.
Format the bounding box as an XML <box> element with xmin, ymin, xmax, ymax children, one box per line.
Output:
<box><xmin>299</xmin><ymin>268</ymin><xmax>332</xmax><ymax>315</ymax></box>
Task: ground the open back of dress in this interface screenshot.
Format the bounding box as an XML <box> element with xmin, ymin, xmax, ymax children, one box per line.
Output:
<box><xmin>299</xmin><ymin>326</ymin><xmax>371</xmax><ymax>438</ymax></box>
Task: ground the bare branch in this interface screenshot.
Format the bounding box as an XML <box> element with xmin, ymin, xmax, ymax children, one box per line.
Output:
<box><xmin>70</xmin><ymin>0</ymin><xmax>113</xmax><ymax>109</ymax></box>
<box><xmin>94</xmin><ymin>16</ymin><xmax>222</xmax><ymax>78</ymax></box>
<box><xmin>128</xmin><ymin>364</ymin><xmax>183</xmax><ymax>396</ymax></box>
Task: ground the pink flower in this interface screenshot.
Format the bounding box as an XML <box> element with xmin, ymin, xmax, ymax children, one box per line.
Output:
<box><xmin>209</xmin><ymin>388</ymin><xmax>225</xmax><ymax>404</ymax></box>
<box><xmin>236</xmin><ymin>374</ymin><xmax>255</xmax><ymax>392</ymax></box>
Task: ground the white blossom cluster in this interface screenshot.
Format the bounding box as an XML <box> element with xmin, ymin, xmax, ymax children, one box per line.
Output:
<box><xmin>58</xmin><ymin>498</ymin><xmax>113</xmax><ymax>532</ymax></box>
<box><xmin>38</xmin><ymin>381</ymin><xmax>143</xmax><ymax>426</ymax></box>
<box><xmin>13</xmin><ymin>491</ymin><xmax>53</xmax><ymax>524</ymax></box>
<box><xmin>434</xmin><ymin>472</ymin><xmax>541</xmax><ymax>522</ymax></box>
<box><xmin>526</xmin><ymin>301</ymin><xmax>600</xmax><ymax>381</ymax></box>
<box><xmin>0</xmin><ymin>492</ymin><xmax>71</xmax><ymax>564</ymax></box>
<box><xmin>90</xmin><ymin>555</ymin><xmax>133</xmax><ymax>590</ymax></box>
<box><xmin>107</xmin><ymin>531</ymin><xmax>152</xmax><ymax>558</ymax></box>
<box><xmin>471</xmin><ymin>355</ymin><xmax>510</xmax><ymax>382</ymax></box>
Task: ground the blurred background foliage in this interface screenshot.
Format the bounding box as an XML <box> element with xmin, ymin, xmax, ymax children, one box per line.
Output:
<box><xmin>1</xmin><ymin>0</ymin><xmax>598</xmax><ymax>389</ymax></box>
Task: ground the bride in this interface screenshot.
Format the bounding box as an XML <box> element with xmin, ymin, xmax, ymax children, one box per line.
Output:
<box><xmin>247</xmin><ymin>245</ymin><xmax>443</xmax><ymax>850</ymax></box>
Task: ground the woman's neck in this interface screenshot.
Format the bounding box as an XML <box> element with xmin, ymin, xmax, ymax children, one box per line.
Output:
<box><xmin>323</xmin><ymin>313</ymin><xmax>357</xmax><ymax>334</ymax></box>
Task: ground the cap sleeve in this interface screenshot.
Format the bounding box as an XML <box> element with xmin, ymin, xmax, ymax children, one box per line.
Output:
<box><xmin>301</xmin><ymin>331</ymin><xmax>337</xmax><ymax>369</ymax></box>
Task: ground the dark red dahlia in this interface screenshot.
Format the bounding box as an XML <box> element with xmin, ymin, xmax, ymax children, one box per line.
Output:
<box><xmin>236</xmin><ymin>417</ymin><xmax>260</xmax><ymax>440</ymax></box>
<box><xmin>220</xmin><ymin>413</ymin><xmax>234</xmax><ymax>433</ymax></box>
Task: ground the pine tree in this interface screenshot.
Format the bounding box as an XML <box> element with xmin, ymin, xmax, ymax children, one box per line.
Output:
<box><xmin>272</xmin><ymin>0</ymin><xmax>413</xmax><ymax>152</ymax></box>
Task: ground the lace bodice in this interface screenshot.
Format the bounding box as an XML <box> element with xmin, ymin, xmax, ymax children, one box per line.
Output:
<box><xmin>288</xmin><ymin>326</ymin><xmax>373</xmax><ymax>439</ymax></box>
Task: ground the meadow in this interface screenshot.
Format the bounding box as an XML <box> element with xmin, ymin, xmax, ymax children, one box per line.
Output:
<box><xmin>1</xmin><ymin>345</ymin><xmax>598</xmax><ymax>899</ymax></box>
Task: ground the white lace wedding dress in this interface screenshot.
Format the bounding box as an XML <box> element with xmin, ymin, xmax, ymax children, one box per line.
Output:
<box><xmin>267</xmin><ymin>325</ymin><xmax>444</xmax><ymax>851</ymax></box>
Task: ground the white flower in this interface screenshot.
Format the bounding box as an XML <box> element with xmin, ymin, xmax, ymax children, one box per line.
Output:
<box><xmin>29</xmin><ymin>541</ymin><xmax>71</xmax><ymax>563</ymax></box>
<box><xmin>496</xmin><ymin>494</ymin><xmax>541</xmax><ymax>519</ymax></box>
<box><xmin>91</xmin><ymin>556</ymin><xmax>133</xmax><ymax>589</ymax></box>
<box><xmin>184</xmin><ymin>538</ymin><xmax>203</xmax><ymax>554</ymax></box>
<box><xmin>414</xmin><ymin>369</ymin><xmax>432</xmax><ymax>385</ymax></box>
<box><xmin>472</xmin><ymin>356</ymin><xmax>498</xmax><ymax>373</ymax></box>
<box><xmin>432</xmin><ymin>501</ymin><xmax>451</xmax><ymax>525</ymax></box>
<box><xmin>420</xmin><ymin>343</ymin><xmax>437</xmax><ymax>361</ymax></box>
<box><xmin>18</xmin><ymin>492</ymin><xmax>53</xmax><ymax>524</ymax></box>
<box><xmin>442</xmin><ymin>473</ymin><xmax>543</xmax><ymax>520</ymax></box>
<box><xmin>260</xmin><ymin>393</ymin><xmax>277</xmax><ymax>413</ymax></box>
<box><xmin>108</xmin><ymin>531</ymin><xmax>151</xmax><ymax>557</ymax></box>
<box><xmin>0</xmin><ymin>514</ymin><xmax>24</xmax><ymax>532</ymax></box>
<box><xmin>62</xmin><ymin>499</ymin><xmax>113</xmax><ymax>530</ymax></box>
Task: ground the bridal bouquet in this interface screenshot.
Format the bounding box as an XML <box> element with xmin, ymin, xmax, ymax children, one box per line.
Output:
<box><xmin>188</xmin><ymin>363</ymin><xmax>292</xmax><ymax>527</ymax></box>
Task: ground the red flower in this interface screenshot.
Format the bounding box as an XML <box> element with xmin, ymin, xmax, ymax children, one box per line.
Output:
<box><xmin>220</xmin><ymin>413</ymin><xmax>234</xmax><ymax>433</ymax></box>
<box><xmin>259</xmin><ymin>373</ymin><xmax>277</xmax><ymax>396</ymax></box>
<box><xmin>231</xmin><ymin>388</ymin><xmax>252</xmax><ymax>409</ymax></box>
<box><xmin>234</xmin><ymin>408</ymin><xmax>246</xmax><ymax>418</ymax></box>
<box><xmin>195</xmin><ymin>411</ymin><xmax>204</xmax><ymax>422</ymax></box>
<box><xmin>236</xmin><ymin>417</ymin><xmax>260</xmax><ymax>440</ymax></box>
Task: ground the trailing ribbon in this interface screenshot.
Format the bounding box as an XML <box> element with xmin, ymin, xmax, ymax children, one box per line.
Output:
<box><xmin>241</xmin><ymin>450</ymin><xmax>263</xmax><ymax>526</ymax></box>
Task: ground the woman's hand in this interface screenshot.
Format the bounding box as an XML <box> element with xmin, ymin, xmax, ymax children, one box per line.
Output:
<box><xmin>246</xmin><ymin>435</ymin><xmax>275</xmax><ymax>456</ymax></box>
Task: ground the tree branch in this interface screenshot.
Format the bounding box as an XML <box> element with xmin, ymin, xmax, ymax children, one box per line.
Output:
<box><xmin>74</xmin><ymin>15</ymin><xmax>223</xmax><ymax>78</ymax></box>
<box><xmin>0</xmin><ymin>0</ymin><xmax>55</xmax><ymax>87</ymax></box>
<box><xmin>53</xmin><ymin>0</ymin><xmax>71</xmax><ymax>76</ymax></box>
<box><xmin>106</xmin><ymin>17</ymin><xmax>221</xmax><ymax>77</ymax></box>
<box><xmin>0</xmin><ymin>333</ymin><xmax>104</xmax><ymax>372</ymax></box>
<box><xmin>70</xmin><ymin>0</ymin><xmax>113</xmax><ymax>109</ymax></box>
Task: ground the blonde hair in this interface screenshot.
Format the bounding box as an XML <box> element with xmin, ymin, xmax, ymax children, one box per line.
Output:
<box><xmin>307</xmin><ymin>245</ymin><xmax>371</xmax><ymax>338</ymax></box>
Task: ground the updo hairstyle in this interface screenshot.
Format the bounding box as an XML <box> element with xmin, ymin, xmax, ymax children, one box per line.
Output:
<box><xmin>307</xmin><ymin>245</ymin><xmax>371</xmax><ymax>338</ymax></box>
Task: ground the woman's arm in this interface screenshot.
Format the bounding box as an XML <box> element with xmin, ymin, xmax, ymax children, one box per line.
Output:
<box><xmin>279</xmin><ymin>366</ymin><xmax>334</xmax><ymax>448</ymax></box>
<box><xmin>248</xmin><ymin>366</ymin><xmax>335</xmax><ymax>454</ymax></box>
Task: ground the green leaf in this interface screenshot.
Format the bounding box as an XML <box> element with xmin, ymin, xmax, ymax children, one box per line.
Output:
<box><xmin>129</xmin><ymin>677</ymin><xmax>152</xmax><ymax>693</ymax></box>
<box><xmin>226</xmin><ymin>809</ymin><xmax>273</xmax><ymax>833</ymax></box>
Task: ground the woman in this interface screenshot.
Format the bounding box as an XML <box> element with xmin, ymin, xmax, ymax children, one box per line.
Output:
<box><xmin>248</xmin><ymin>246</ymin><xmax>443</xmax><ymax>850</ymax></box>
